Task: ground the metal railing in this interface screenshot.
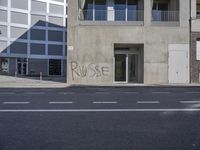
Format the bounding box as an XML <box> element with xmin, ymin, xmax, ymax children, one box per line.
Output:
<box><xmin>115</xmin><ymin>10</ymin><xmax>144</xmax><ymax>21</ymax></box>
<box><xmin>79</xmin><ymin>9</ymin><xmax>144</xmax><ymax>21</ymax></box>
<box><xmin>152</xmin><ymin>10</ymin><xmax>179</xmax><ymax>22</ymax></box>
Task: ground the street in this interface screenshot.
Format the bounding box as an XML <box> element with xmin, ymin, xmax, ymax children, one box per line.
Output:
<box><xmin>0</xmin><ymin>86</ymin><xmax>200</xmax><ymax>149</ymax></box>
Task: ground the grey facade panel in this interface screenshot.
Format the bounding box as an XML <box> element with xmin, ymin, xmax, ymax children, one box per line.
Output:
<box><xmin>11</xmin><ymin>27</ymin><xmax>28</xmax><ymax>39</ymax></box>
<box><xmin>63</xmin><ymin>60</ymin><xmax>66</xmax><ymax>76</ymax></box>
<box><xmin>30</xmin><ymin>43</ymin><xmax>45</xmax><ymax>55</ymax></box>
<box><xmin>31</xmin><ymin>14</ymin><xmax>46</xmax><ymax>26</ymax></box>
<box><xmin>48</xmin><ymin>16</ymin><xmax>64</xmax><ymax>27</ymax></box>
<box><xmin>0</xmin><ymin>25</ymin><xmax>7</xmax><ymax>38</ymax></box>
<box><xmin>28</xmin><ymin>59</ymin><xmax>48</xmax><ymax>76</ymax></box>
<box><xmin>9</xmin><ymin>58</ymin><xmax>16</xmax><ymax>75</ymax></box>
<box><xmin>52</xmin><ymin>0</ymin><xmax>64</xmax><ymax>3</ymax></box>
<box><xmin>49</xmin><ymin>4</ymin><xmax>64</xmax><ymax>15</ymax></box>
<box><xmin>48</xmin><ymin>45</ymin><xmax>63</xmax><ymax>56</ymax></box>
<box><xmin>30</xmin><ymin>29</ymin><xmax>45</xmax><ymax>41</ymax></box>
<box><xmin>0</xmin><ymin>10</ymin><xmax>7</xmax><ymax>22</ymax></box>
<box><xmin>48</xmin><ymin>31</ymin><xmax>63</xmax><ymax>42</ymax></box>
<box><xmin>11</xmin><ymin>0</ymin><xmax>28</xmax><ymax>10</ymax></box>
<box><xmin>0</xmin><ymin>41</ymin><xmax>7</xmax><ymax>53</ymax></box>
<box><xmin>31</xmin><ymin>0</ymin><xmax>47</xmax><ymax>13</ymax></box>
<box><xmin>0</xmin><ymin>0</ymin><xmax>8</xmax><ymax>7</ymax></box>
<box><xmin>11</xmin><ymin>12</ymin><xmax>28</xmax><ymax>25</ymax></box>
<box><xmin>10</xmin><ymin>42</ymin><xmax>27</xmax><ymax>54</ymax></box>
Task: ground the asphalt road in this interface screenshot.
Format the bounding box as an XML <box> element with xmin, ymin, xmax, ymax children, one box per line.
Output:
<box><xmin>0</xmin><ymin>86</ymin><xmax>200</xmax><ymax>150</ymax></box>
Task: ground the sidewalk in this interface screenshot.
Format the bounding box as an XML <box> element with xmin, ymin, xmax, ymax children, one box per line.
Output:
<box><xmin>0</xmin><ymin>75</ymin><xmax>200</xmax><ymax>88</ymax></box>
<box><xmin>0</xmin><ymin>75</ymin><xmax>68</xmax><ymax>88</ymax></box>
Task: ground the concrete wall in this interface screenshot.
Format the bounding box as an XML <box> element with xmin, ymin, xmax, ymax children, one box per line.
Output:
<box><xmin>67</xmin><ymin>0</ymin><xmax>190</xmax><ymax>85</ymax></box>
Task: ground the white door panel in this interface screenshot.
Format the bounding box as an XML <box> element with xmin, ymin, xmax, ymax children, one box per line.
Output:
<box><xmin>168</xmin><ymin>44</ymin><xmax>189</xmax><ymax>84</ymax></box>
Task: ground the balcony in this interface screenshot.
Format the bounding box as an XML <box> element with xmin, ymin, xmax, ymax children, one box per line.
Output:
<box><xmin>79</xmin><ymin>9</ymin><xmax>144</xmax><ymax>22</ymax></box>
<box><xmin>152</xmin><ymin>10</ymin><xmax>179</xmax><ymax>22</ymax></box>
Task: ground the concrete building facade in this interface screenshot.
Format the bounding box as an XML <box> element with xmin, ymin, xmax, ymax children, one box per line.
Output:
<box><xmin>0</xmin><ymin>0</ymin><xmax>67</xmax><ymax>76</ymax></box>
<box><xmin>67</xmin><ymin>0</ymin><xmax>190</xmax><ymax>85</ymax></box>
<box><xmin>191</xmin><ymin>0</ymin><xmax>200</xmax><ymax>83</ymax></box>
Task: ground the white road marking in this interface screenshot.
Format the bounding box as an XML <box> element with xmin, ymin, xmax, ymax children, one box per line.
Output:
<box><xmin>152</xmin><ymin>92</ymin><xmax>170</xmax><ymax>94</ymax></box>
<box><xmin>95</xmin><ymin>92</ymin><xmax>110</xmax><ymax>94</ymax></box>
<box><xmin>185</xmin><ymin>92</ymin><xmax>200</xmax><ymax>94</ymax></box>
<box><xmin>49</xmin><ymin>101</ymin><xmax>73</xmax><ymax>104</ymax></box>
<box><xmin>3</xmin><ymin>102</ymin><xmax>30</xmax><ymax>104</ymax></box>
<box><xmin>137</xmin><ymin>101</ymin><xmax>160</xmax><ymax>104</ymax></box>
<box><xmin>25</xmin><ymin>92</ymin><xmax>45</xmax><ymax>95</ymax></box>
<box><xmin>180</xmin><ymin>101</ymin><xmax>200</xmax><ymax>104</ymax></box>
<box><xmin>59</xmin><ymin>92</ymin><xmax>75</xmax><ymax>95</ymax></box>
<box><xmin>93</xmin><ymin>101</ymin><xmax>118</xmax><ymax>104</ymax></box>
<box><xmin>122</xmin><ymin>92</ymin><xmax>139</xmax><ymax>94</ymax></box>
<box><xmin>1</xmin><ymin>109</ymin><xmax>200</xmax><ymax>112</ymax></box>
<box><xmin>0</xmin><ymin>92</ymin><xmax>15</xmax><ymax>94</ymax></box>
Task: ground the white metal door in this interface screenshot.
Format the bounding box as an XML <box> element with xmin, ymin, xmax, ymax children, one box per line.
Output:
<box><xmin>168</xmin><ymin>46</ymin><xmax>189</xmax><ymax>83</ymax></box>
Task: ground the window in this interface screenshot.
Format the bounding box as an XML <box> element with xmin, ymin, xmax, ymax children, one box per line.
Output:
<box><xmin>48</xmin><ymin>45</ymin><xmax>63</xmax><ymax>56</ymax></box>
<box><xmin>197</xmin><ymin>2</ymin><xmax>200</xmax><ymax>18</ymax></box>
<box><xmin>115</xmin><ymin>0</ymin><xmax>126</xmax><ymax>21</ymax></box>
<box><xmin>49</xmin><ymin>4</ymin><xmax>64</xmax><ymax>15</ymax></box>
<box><xmin>115</xmin><ymin>0</ymin><xmax>141</xmax><ymax>21</ymax></box>
<box><xmin>0</xmin><ymin>25</ymin><xmax>7</xmax><ymax>38</ymax></box>
<box><xmin>10</xmin><ymin>42</ymin><xmax>27</xmax><ymax>54</ymax></box>
<box><xmin>31</xmin><ymin>0</ymin><xmax>47</xmax><ymax>13</ymax></box>
<box><xmin>49</xmin><ymin>59</ymin><xmax>61</xmax><ymax>75</ymax></box>
<box><xmin>83</xmin><ymin>0</ymin><xmax>93</xmax><ymax>20</ymax></box>
<box><xmin>31</xmin><ymin>14</ymin><xmax>46</xmax><ymax>26</ymax></box>
<box><xmin>95</xmin><ymin>0</ymin><xmax>107</xmax><ymax>20</ymax></box>
<box><xmin>82</xmin><ymin>0</ymin><xmax>107</xmax><ymax>21</ymax></box>
<box><xmin>11</xmin><ymin>0</ymin><xmax>28</xmax><ymax>10</ymax></box>
<box><xmin>30</xmin><ymin>44</ymin><xmax>45</xmax><ymax>55</ymax></box>
<box><xmin>11</xmin><ymin>12</ymin><xmax>28</xmax><ymax>24</ymax></box>
<box><xmin>48</xmin><ymin>16</ymin><xmax>64</xmax><ymax>27</ymax></box>
<box><xmin>30</xmin><ymin>29</ymin><xmax>45</xmax><ymax>41</ymax></box>
<box><xmin>48</xmin><ymin>31</ymin><xmax>63</xmax><ymax>42</ymax></box>
<box><xmin>0</xmin><ymin>41</ymin><xmax>7</xmax><ymax>53</ymax></box>
<box><xmin>11</xmin><ymin>27</ymin><xmax>27</xmax><ymax>39</ymax></box>
<box><xmin>0</xmin><ymin>10</ymin><xmax>7</xmax><ymax>22</ymax></box>
<box><xmin>0</xmin><ymin>0</ymin><xmax>8</xmax><ymax>7</ymax></box>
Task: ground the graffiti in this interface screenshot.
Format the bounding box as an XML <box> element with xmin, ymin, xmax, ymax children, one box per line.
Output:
<box><xmin>71</xmin><ymin>61</ymin><xmax>110</xmax><ymax>80</ymax></box>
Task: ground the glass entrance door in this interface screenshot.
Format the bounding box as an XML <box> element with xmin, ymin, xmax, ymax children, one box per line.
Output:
<box><xmin>115</xmin><ymin>54</ymin><xmax>126</xmax><ymax>82</ymax></box>
<box><xmin>17</xmin><ymin>58</ymin><xmax>27</xmax><ymax>76</ymax></box>
<box><xmin>128</xmin><ymin>54</ymin><xmax>138</xmax><ymax>83</ymax></box>
<box><xmin>114</xmin><ymin>53</ymin><xmax>139</xmax><ymax>83</ymax></box>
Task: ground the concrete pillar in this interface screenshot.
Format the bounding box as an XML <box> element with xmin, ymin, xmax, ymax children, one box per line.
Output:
<box><xmin>191</xmin><ymin>0</ymin><xmax>197</xmax><ymax>19</ymax></box>
<box><xmin>144</xmin><ymin>0</ymin><xmax>152</xmax><ymax>26</ymax></box>
<box><xmin>179</xmin><ymin>0</ymin><xmax>190</xmax><ymax>27</ymax></box>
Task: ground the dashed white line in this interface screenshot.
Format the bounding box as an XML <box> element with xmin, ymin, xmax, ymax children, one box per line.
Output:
<box><xmin>122</xmin><ymin>92</ymin><xmax>139</xmax><ymax>94</ymax></box>
<box><xmin>0</xmin><ymin>92</ymin><xmax>15</xmax><ymax>94</ymax></box>
<box><xmin>49</xmin><ymin>101</ymin><xmax>73</xmax><ymax>104</ymax></box>
<box><xmin>95</xmin><ymin>92</ymin><xmax>110</xmax><ymax>94</ymax></box>
<box><xmin>137</xmin><ymin>101</ymin><xmax>160</xmax><ymax>104</ymax></box>
<box><xmin>59</xmin><ymin>92</ymin><xmax>75</xmax><ymax>95</ymax></box>
<box><xmin>25</xmin><ymin>92</ymin><xmax>45</xmax><ymax>95</ymax></box>
<box><xmin>152</xmin><ymin>92</ymin><xmax>170</xmax><ymax>94</ymax></box>
<box><xmin>3</xmin><ymin>102</ymin><xmax>30</xmax><ymax>105</ymax></box>
<box><xmin>93</xmin><ymin>101</ymin><xmax>118</xmax><ymax>104</ymax></box>
<box><xmin>180</xmin><ymin>101</ymin><xmax>200</xmax><ymax>104</ymax></box>
<box><xmin>184</xmin><ymin>92</ymin><xmax>200</xmax><ymax>94</ymax></box>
